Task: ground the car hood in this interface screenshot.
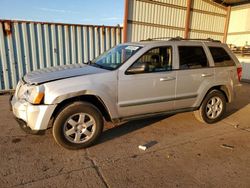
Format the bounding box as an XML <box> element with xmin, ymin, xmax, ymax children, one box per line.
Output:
<box><xmin>23</xmin><ymin>64</ymin><xmax>108</xmax><ymax>85</ymax></box>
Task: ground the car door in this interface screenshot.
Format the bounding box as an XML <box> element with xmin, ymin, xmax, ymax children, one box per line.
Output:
<box><xmin>117</xmin><ymin>46</ymin><xmax>177</xmax><ymax>118</ymax></box>
<box><xmin>175</xmin><ymin>44</ymin><xmax>215</xmax><ymax>109</ymax></box>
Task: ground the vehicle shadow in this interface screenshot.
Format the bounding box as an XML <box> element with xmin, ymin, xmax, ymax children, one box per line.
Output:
<box><xmin>98</xmin><ymin>83</ymin><xmax>250</xmax><ymax>145</ymax></box>
<box><xmin>224</xmin><ymin>82</ymin><xmax>250</xmax><ymax>118</ymax></box>
<box><xmin>98</xmin><ymin>115</ymin><xmax>172</xmax><ymax>145</ymax></box>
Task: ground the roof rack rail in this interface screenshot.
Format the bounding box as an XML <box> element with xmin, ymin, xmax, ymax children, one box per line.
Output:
<box><xmin>140</xmin><ymin>37</ymin><xmax>172</xmax><ymax>41</ymax></box>
<box><xmin>140</xmin><ymin>36</ymin><xmax>221</xmax><ymax>43</ymax></box>
<box><xmin>169</xmin><ymin>36</ymin><xmax>221</xmax><ymax>42</ymax></box>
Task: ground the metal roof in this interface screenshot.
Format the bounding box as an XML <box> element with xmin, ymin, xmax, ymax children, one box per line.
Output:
<box><xmin>212</xmin><ymin>0</ymin><xmax>250</xmax><ymax>6</ymax></box>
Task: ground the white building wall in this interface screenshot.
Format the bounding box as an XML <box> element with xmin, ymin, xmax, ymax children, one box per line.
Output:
<box><xmin>227</xmin><ymin>4</ymin><xmax>250</xmax><ymax>46</ymax></box>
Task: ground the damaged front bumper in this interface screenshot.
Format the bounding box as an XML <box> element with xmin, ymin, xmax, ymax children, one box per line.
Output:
<box><xmin>11</xmin><ymin>95</ymin><xmax>56</xmax><ymax>132</ymax></box>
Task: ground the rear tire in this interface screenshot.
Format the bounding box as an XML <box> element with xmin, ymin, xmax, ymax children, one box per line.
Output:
<box><xmin>52</xmin><ymin>101</ymin><xmax>103</xmax><ymax>150</ymax></box>
<box><xmin>194</xmin><ymin>90</ymin><xmax>226</xmax><ymax>124</ymax></box>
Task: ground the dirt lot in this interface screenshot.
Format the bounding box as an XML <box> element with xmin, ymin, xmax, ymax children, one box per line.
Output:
<box><xmin>1</xmin><ymin>83</ymin><xmax>250</xmax><ymax>188</ymax></box>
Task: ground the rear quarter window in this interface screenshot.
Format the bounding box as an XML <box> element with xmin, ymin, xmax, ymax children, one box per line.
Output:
<box><xmin>209</xmin><ymin>47</ymin><xmax>235</xmax><ymax>67</ymax></box>
<box><xmin>178</xmin><ymin>46</ymin><xmax>208</xmax><ymax>69</ymax></box>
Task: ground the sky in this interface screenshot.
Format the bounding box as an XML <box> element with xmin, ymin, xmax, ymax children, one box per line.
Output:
<box><xmin>0</xmin><ymin>0</ymin><xmax>124</xmax><ymax>26</ymax></box>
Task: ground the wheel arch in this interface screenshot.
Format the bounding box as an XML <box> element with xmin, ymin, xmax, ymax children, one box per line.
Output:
<box><xmin>51</xmin><ymin>94</ymin><xmax>112</xmax><ymax>123</ymax></box>
<box><xmin>198</xmin><ymin>85</ymin><xmax>231</xmax><ymax>108</ymax></box>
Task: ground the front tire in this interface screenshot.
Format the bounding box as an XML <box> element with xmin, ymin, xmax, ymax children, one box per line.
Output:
<box><xmin>52</xmin><ymin>101</ymin><xmax>104</xmax><ymax>150</ymax></box>
<box><xmin>194</xmin><ymin>90</ymin><xmax>226</xmax><ymax>124</ymax></box>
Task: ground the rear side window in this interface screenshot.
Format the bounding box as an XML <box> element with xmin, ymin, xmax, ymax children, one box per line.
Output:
<box><xmin>209</xmin><ymin>47</ymin><xmax>235</xmax><ymax>67</ymax></box>
<box><xmin>178</xmin><ymin>46</ymin><xmax>208</xmax><ymax>69</ymax></box>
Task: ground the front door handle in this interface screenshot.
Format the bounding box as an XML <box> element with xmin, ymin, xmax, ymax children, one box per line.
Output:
<box><xmin>160</xmin><ymin>77</ymin><xmax>176</xmax><ymax>81</ymax></box>
<box><xmin>201</xmin><ymin>73</ymin><xmax>213</xmax><ymax>77</ymax></box>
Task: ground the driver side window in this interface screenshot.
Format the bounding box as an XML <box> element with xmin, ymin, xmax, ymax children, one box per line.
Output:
<box><xmin>127</xmin><ymin>46</ymin><xmax>172</xmax><ymax>74</ymax></box>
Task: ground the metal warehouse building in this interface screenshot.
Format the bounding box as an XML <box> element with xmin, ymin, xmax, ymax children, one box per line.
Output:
<box><xmin>0</xmin><ymin>0</ymin><xmax>250</xmax><ymax>91</ymax></box>
<box><xmin>123</xmin><ymin>0</ymin><xmax>250</xmax><ymax>44</ymax></box>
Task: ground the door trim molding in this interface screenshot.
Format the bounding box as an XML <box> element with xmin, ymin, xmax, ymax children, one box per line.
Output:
<box><xmin>119</xmin><ymin>94</ymin><xmax>197</xmax><ymax>107</ymax></box>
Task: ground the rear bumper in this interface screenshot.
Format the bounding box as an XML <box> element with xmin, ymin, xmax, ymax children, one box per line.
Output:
<box><xmin>11</xmin><ymin>95</ymin><xmax>56</xmax><ymax>131</ymax></box>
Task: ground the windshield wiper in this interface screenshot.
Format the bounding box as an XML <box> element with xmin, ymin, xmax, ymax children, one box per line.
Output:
<box><xmin>90</xmin><ymin>63</ymin><xmax>102</xmax><ymax>68</ymax></box>
<box><xmin>83</xmin><ymin>60</ymin><xmax>92</xmax><ymax>65</ymax></box>
<box><xmin>90</xmin><ymin>63</ymin><xmax>114</xmax><ymax>70</ymax></box>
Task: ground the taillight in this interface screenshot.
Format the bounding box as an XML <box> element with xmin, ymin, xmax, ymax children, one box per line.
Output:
<box><xmin>237</xmin><ymin>67</ymin><xmax>242</xmax><ymax>81</ymax></box>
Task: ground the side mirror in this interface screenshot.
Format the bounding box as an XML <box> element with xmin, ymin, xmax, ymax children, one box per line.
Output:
<box><xmin>126</xmin><ymin>62</ymin><xmax>149</xmax><ymax>74</ymax></box>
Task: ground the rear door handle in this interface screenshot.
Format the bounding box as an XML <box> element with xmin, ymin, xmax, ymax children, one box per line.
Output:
<box><xmin>201</xmin><ymin>73</ymin><xmax>213</xmax><ymax>77</ymax></box>
<box><xmin>160</xmin><ymin>77</ymin><xmax>176</xmax><ymax>81</ymax></box>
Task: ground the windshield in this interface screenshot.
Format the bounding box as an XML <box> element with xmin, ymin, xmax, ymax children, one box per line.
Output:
<box><xmin>90</xmin><ymin>44</ymin><xmax>141</xmax><ymax>70</ymax></box>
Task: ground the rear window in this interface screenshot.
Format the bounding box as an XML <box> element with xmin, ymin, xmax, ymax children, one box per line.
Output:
<box><xmin>209</xmin><ymin>47</ymin><xmax>235</xmax><ymax>67</ymax></box>
<box><xmin>178</xmin><ymin>46</ymin><xmax>208</xmax><ymax>69</ymax></box>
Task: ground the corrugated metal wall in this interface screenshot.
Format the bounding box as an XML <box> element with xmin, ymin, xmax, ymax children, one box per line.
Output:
<box><xmin>127</xmin><ymin>0</ymin><xmax>186</xmax><ymax>42</ymax></box>
<box><xmin>227</xmin><ymin>4</ymin><xmax>250</xmax><ymax>46</ymax></box>
<box><xmin>0</xmin><ymin>20</ymin><xmax>123</xmax><ymax>90</ymax></box>
<box><xmin>189</xmin><ymin>0</ymin><xmax>227</xmax><ymax>41</ymax></box>
<box><xmin>125</xmin><ymin>0</ymin><xmax>227</xmax><ymax>42</ymax></box>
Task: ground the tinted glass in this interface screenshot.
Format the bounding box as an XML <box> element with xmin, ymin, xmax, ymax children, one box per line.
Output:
<box><xmin>128</xmin><ymin>47</ymin><xmax>172</xmax><ymax>73</ymax></box>
<box><xmin>178</xmin><ymin>46</ymin><xmax>208</xmax><ymax>69</ymax></box>
<box><xmin>209</xmin><ymin>47</ymin><xmax>235</xmax><ymax>67</ymax></box>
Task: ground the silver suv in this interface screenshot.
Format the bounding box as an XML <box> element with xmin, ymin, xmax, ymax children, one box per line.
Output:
<box><xmin>11</xmin><ymin>37</ymin><xmax>242</xmax><ymax>149</ymax></box>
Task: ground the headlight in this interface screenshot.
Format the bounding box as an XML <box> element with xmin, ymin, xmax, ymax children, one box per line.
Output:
<box><xmin>23</xmin><ymin>85</ymin><xmax>45</xmax><ymax>104</ymax></box>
